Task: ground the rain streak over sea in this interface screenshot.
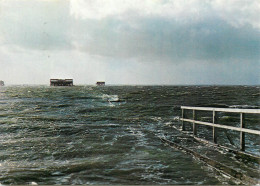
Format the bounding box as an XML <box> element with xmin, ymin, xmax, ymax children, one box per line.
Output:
<box><xmin>0</xmin><ymin>85</ymin><xmax>259</xmax><ymax>185</ymax></box>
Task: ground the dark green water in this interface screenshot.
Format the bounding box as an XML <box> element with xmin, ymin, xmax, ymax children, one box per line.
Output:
<box><xmin>0</xmin><ymin>85</ymin><xmax>259</xmax><ymax>184</ymax></box>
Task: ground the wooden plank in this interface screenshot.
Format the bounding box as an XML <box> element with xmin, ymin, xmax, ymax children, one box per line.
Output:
<box><xmin>180</xmin><ymin>118</ymin><xmax>260</xmax><ymax>135</ymax></box>
<box><xmin>181</xmin><ymin>106</ymin><xmax>260</xmax><ymax>114</ymax></box>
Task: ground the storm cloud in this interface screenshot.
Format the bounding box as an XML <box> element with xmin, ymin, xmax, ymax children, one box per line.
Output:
<box><xmin>0</xmin><ymin>0</ymin><xmax>259</xmax><ymax>85</ymax></box>
<box><xmin>70</xmin><ymin>16</ymin><xmax>260</xmax><ymax>62</ymax></box>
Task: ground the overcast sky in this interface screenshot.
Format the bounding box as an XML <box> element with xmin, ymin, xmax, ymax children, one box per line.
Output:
<box><xmin>0</xmin><ymin>0</ymin><xmax>259</xmax><ymax>85</ymax></box>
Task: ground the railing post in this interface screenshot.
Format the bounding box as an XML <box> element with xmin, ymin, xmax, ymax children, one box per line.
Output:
<box><xmin>193</xmin><ymin>110</ymin><xmax>197</xmax><ymax>136</ymax></box>
<box><xmin>213</xmin><ymin>110</ymin><xmax>217</xmax><ymax>143</ymax></box>
<box><xmin>182</xmin><ymin>109</ymin><xmax>186</xmax><ymax>131</ymax></box>
<box><xmin>240</xmin><ymin>113</ymin><xmax>245</xmax><ymax>151</ymax></box>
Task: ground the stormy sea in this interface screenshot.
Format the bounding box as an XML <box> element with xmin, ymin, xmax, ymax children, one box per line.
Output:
<box><xmin>0</xmin><ymin>85</ymin><xmax>259</xmax><ymax>185</ymax></box>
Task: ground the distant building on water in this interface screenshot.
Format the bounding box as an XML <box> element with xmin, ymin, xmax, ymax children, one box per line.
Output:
<box><xmin>50</xmin><ymin>79</ymin><xmax>73</xmax><ymax>86</ymax></box>
<box><xmin>96</xmin><ymin>81</ymin><xmax>105</xmax><ymax>86</ymax></box>
<box><xmin>0</xmin><ymin>80</ymin><xmax>4</xmax><ymax>86</ymax></box>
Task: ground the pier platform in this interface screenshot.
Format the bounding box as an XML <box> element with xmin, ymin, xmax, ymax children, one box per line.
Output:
<box><xmin>96</xmin><ymin>81</ymin><xmax>105</xmax><ymax>86</ymax></box>
<box><xmin>50</xmin><ymin>79</ymin><xmax>73</xmax><ymax>86</ymax></box>
<box><xmin>159</xmin><ymin>124</ymin><xmax>260</xmax><ymax>185</ymax></box>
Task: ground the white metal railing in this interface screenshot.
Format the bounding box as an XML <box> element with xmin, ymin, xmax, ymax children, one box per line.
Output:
<box><xmin>180</xmin><ymin>106</ymin><xmax>260</xmax><ymax>151</ymax></box>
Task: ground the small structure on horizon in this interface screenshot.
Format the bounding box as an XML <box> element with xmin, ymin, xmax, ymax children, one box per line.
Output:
<box><xmin>50</xmin><ymin>79</ymin><xmax>73</xmax><ymax>86</ymax></box>
<box><xmin>96</xmin><ymin>81</ymin><xmax>105</xmax><ymax>86</ymax></box>
<box><xmin>0</xmin><ymin>80</ymin><xmax>4</xmax><ymax>86</ymax></box>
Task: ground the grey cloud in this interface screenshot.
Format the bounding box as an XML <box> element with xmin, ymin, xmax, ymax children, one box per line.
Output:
<box><xmin>71</xmin><ymin>15</ymin><xmax>260</xmax><ymax>63</ymax></box>
<box><xmin>0</xmin><ymin>0</ymin><xmax>71</xmax><ymax>50</ymax></box>
<box><xmin>1</xmin><ymin>0</ymin><xmax>259</xmax><ymax>64</ymax></box>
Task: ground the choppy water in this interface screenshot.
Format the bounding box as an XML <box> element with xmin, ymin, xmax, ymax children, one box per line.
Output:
<box><xmin>0</xmin><ymin>85</ymin><xmax>259</xmax><ymax>185</ymax></box>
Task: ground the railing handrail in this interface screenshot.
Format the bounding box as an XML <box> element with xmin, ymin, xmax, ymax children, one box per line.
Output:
<box><xmin>180</xmin><ymin>118</ymin><xmax>260</xmax><ymax>135</ymax></box>
<box><xmin>181</xmin><ymin>106</ymin><xmax>260</xmax><ymax>114</ymax></box>
<box><xmin>180</xmin><ymin>106</ymin><xmax>260</xmax><ymax>152</ymax></box>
